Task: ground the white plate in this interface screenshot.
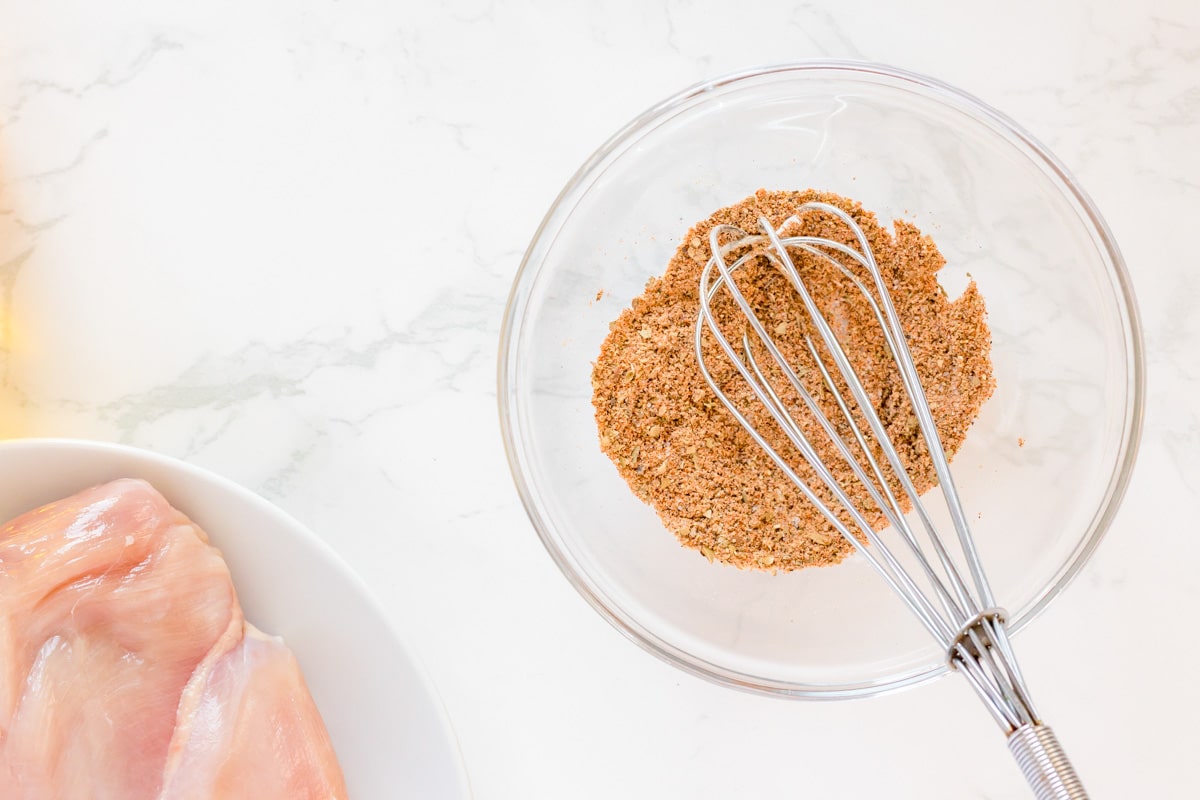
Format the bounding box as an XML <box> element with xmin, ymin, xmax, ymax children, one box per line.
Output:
<box><xmin>0</xmin><ymin>438</ymin><xmax>472</xmax><ymax>800</ymax></box>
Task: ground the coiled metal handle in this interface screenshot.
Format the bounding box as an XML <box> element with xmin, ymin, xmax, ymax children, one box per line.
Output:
<box><xmin>1007</xmin><ymin>724</ymin><xmax>1088</xmax><ymax>799</ymax></box>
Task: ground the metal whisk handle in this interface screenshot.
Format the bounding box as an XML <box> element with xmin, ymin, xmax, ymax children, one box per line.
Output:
<box><xmin>1008</xmin><ymin>724</ymin><xmax>1088</xmax><ymax>799</ymax></box>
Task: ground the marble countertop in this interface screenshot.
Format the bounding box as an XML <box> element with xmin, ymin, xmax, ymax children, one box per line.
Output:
<box><xmin>1</xmin><ymin>1</ymin><xmax>1196</xmax><ymax>797</ymax></box>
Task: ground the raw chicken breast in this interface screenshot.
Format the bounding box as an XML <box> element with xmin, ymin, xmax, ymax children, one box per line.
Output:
<box><xmin>160</xmin><ymin>626</ymin><xmax>347</xmax><ymax>799</ymax></box>
<box><xmin>0</xmin><ymin>479</ymin><xmax>348</xmax><ymax>799</ymax></box>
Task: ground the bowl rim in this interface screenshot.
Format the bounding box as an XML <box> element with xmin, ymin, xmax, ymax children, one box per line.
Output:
<box><xmin>497</xmin><ymin>59</ymin><xmax>1146</xmax><ymax>699</ymax></box>
<box><xmin>0</xmin><ymin>436</ymin><xmax>474</xmax><ymax>796</ymax></box>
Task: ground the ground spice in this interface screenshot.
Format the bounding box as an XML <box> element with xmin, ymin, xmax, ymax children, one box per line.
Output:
<box><xmin>591</xmin><ymin>189</ymin><xmax>995</xmax><ymax>571</ymax></box>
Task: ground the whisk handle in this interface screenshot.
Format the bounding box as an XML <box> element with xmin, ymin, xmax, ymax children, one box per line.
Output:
<box><xmin>1007</xmin><ymin>724</ymin><xmax>1088</xmax><ymax>799</ymax></box>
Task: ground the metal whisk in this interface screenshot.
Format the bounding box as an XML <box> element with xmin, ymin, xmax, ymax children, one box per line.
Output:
<box><xmin>694</xmin><ymin>202</ymin><xmax>1087</xmax><ymax>799</ymax></box>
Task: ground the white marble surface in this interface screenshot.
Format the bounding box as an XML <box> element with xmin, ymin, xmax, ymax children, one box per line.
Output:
<box><xmin>1</xmin><ymin>1</ymin><xmax>1196</xmax><ymax>797</ymax></box>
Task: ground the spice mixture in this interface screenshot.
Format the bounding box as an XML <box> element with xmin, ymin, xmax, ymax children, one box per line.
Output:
<box><xmin>591</xmin><ymin>189</ymin><xmax>995</xmax><ymax>571</ymax></box>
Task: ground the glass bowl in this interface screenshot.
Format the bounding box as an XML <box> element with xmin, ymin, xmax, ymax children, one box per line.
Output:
<box><xmin>499</xmin><ymin>62</ymin><xmax>1144</xmax><ymax>698</ymax></box>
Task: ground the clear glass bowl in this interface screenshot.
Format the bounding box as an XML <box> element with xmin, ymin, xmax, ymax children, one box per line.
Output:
<box><xmin>499</xmin><ymin>62</ymin><xmax>1144</xmax><ymax>698</ymax></box>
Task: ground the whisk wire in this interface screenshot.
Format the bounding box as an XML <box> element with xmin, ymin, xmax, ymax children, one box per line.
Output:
<box><xmin>801</xmin><ymin>200</ymin><xmax>1041</xmax><ymax>726</ymax></box>
<box><xmin>698</xmin><ymin>233</ymin><xmax>955</xmax><ymax>645</ymax></box>
<box><xmin>694</xmin><ymin>203</ymin><xmax>1084</xmax><ymax>798</ymax></box>
<box><xmin>748</xmin><ymin>335</ymin><xmax>969</xmax><ymax>628</ymax></box>
<box><xmin>760</xmin><ymin>217</ymin><xmax>982</xmax><ymax>625</ymax></box>
<box><xmin>798</xmin><ymin>323</ymin><xmax>977</xmax><ymax>623</ymax></box>
<box><xmin>807</xmin><ymin>201</ymin><xmax>1001</xmax><ymax>610</ymax></box>
<box><xmin>699</xmin><ymin>205</ymin><xmax>1024</xmax><ymax>684</ymax></box>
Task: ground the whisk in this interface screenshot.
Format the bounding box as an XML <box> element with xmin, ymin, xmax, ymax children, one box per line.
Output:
<box><xmin>694</xmin><ymin>202</ymin><xmax>1087</xmax><ymax>799</ymax></box>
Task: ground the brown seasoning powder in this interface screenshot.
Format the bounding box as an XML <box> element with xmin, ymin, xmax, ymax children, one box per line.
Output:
<box><xmin>591</xmin><ymin>189</ymin><xmax>995</xmax><ymax>572</ymax></box>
